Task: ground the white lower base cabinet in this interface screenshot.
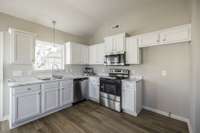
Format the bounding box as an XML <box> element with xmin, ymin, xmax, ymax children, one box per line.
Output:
<box><xmin>12</xmin><ymin>85</ymin><xmax>41</xmax><ymax>123</ymax></box>
<box><xmin>88</xmin><ymin>77</ymin><xmax>99</xmax><ymax>102</ymax></box>
<box><xmin>122</xmin><ymin>80</ymin><xmax>143</xmax><ymax>116</ymax></box>
<box><xmin>10</xmin><ymin>80</ymin><xmax>73</xmax><ymax>129</ymax></box>
<box><xmin>60</xmin><ymin>80</ymin><xmax>73</xmax><ymax>106</ymax></box>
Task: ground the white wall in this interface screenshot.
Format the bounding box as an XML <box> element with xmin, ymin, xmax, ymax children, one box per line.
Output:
<box><xmin>89</xmin><ymin>0</ymin><xmax>192</xmax><ymax>120</ymax></box>
<box><xmin>191</xmin><ymin>0</ymin><xmax>200</xmax><ymax>132</ymax></box>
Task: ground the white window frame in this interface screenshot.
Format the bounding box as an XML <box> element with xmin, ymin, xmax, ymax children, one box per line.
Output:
<box><xmin>34</xmin><ymin>40</ymin><xmax>65</xmax><ymax>71</ymax></box>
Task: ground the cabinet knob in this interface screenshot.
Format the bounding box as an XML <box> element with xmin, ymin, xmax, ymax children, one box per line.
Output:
<box><xmin>27</xmin><ymin>88</ymin><xmax>31</xmax><ymax>91</ymax></box>
<box><xmin>163</xmin><ymin>38</ymin><xmax>166</xmax><ymax>41</ymax></box>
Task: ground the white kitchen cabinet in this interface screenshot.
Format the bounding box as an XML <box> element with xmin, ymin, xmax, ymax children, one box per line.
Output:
<box><xmin>88</xmin><ymin>77</ymin><xmax>100</xmax><ymax>102</ymax></box>
<box><xmin>11</xmin><ymin>84</ymin><xmax>41</xmax><ymax>124</ymax></box>
<box><xmin>81</xmin><ymin>44</ymin><xmax>89</xmax><ymax>64</ymax></box>
<box><xmin>66</xmin><ymin>42</ymin><xmax>88</xmax><ymax>65</ymax></box>
<box><xmin>42</xmin><ymin>82</ymin><xmax>59</xmax><ymax>113</ymax></box>
<box><xmin>104</xmin><ymin>33</ymin><xmax>126</xmax><ymax>54</ymax></box>
<box><xmin>96</xmin><ymin>43</ymin><xmax>104</xmax><ymax>64</ymax></box>
<box><xmin>113</xmin><ymin>33</ymin><xmax>126</xmax><ymax>52</ymax></box>
<box><xmin>9</xmin><ymin>80</ymin><xmax>74</xmax><ymax>129</ymax></box>
<box><xmin>9</xmin><ymin>28</ymin><xmax>36</xmax><ymax>64</ymax></box>
<box><xmin>160</xmin><ymin>24</ymin><xmax>191</xmax><ymax>45</ymax></box>
<box><xmin>138</xmin><ymin>24</ymin><xmax>191</xmax><ymax>48</ymax></box>
<box><xmin>60</xmin><ymin>80</ymin><xmax>73</xmax><ymax>106</ymax></box>
<box><xmin>126</xmin><ymin>36</ymin><xmax>141</xmax><ymax>64</ymax></box>
<box><xmin>89</xmin><ymin>43</ymin><xmax>104</xmax><ymax>65</ymax></box>
<box><xmin>122</xmin><ymin>80</ymin><xmax>142</xmax><ymax>116</ymax></box>
<box><xmin>89</xmin><ymin>44</ymin><xmax>97</xmax><ymax>64</ymax></box>
<box><xmin>104</xmin><ymin>37</ymin><xmax>113</xmax><ymax>54</ymax></box>
<box><xmin>138</xmin><ymin>31</ymin><xmax>160</xmax><ymax>48</ymax></box>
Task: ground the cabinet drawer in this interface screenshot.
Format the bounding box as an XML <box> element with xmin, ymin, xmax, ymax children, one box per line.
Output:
<box><xmin>13</xmin><ymin>84</ymin><xmax>40</xmax><ymax>95</ymax></box>
<box><xmin>42</xmin><ymin>82</ymin><xmax>59</xmax><ymax>89</ymax></box>
<box><xmin>60</xmin><ymin>80</ymin><xmax>73</xmax><ymax>88</ymax></box>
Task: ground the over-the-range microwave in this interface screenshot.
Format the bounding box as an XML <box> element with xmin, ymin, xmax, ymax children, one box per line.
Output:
<box><xmin>104</xmin><ymin>52</ymin><xmax>126</xmax><ymax>66</ymax></box>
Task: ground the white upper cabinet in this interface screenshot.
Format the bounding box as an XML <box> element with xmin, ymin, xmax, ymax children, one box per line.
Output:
<box><xmin>104</xmin><ymin>33</ymin><xmax>126</xmax><ymax>55</ymax></box>
<box><xmin>81</xmin><ymin>44</ymin><xmax>89</xmax><ymax>64</ymax></box>
<box><xmin>138</xmin><ymin>31</ymin><xmax>160</xmax><ymax>48</ymax></box>
<box><xmin>160</xmin><ymin>24</ymin><xmax>191</xmax><ymax>45</ymax></box>
<box><xmin>104</xmin><ymin>37</ymin><xmax>113</xmax><ymax>54</ymax></box>
<box><xmin>89</xmin><ymin>43</ymin><xmax>104</xmax><ymax>65</ymax></box>
<box><xmin>65</xmin><ymin>42</ymin><xmax>89</xmax><ymax>65</ymax></box>
<box><xmin>126</xmin><ymin>36</ymin><xmax>141</xmax><ymax>64</ymax></box>
<box><xmin>138</xmin><ymin>24</ymin><xmax>191</xmax><ymax>48</ymax></box>
<box><xmin>9</xmin><ymin>28</ymin><xmax>36</xmax><ymax>64</ymax></box>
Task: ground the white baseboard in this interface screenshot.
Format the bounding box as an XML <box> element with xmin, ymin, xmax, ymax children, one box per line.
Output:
<box><xmin>143</xmin><ymin>106</ymin><xmax>193</xmax><ymax>133</ymax></box>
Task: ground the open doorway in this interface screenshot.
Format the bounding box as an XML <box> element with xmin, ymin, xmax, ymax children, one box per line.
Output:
<box><xmin>0</xmin><ymin>32</ymin><xmax>3</xmax><ymax>121</ymax></box>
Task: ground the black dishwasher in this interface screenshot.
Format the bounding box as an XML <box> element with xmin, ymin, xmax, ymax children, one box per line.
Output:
<box><xmin>73</xmin><ymin>78</ymin><xmax>88</xmax><ymax>104</ymax></box>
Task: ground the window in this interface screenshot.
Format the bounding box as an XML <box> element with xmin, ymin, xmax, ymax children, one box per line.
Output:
<box><xmin>34</xmin><ymin>40</ymin><xmax>65</xmax><ymax>70</ymax></box>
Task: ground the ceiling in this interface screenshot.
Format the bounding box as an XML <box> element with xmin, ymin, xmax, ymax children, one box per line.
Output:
<box><xmin>0</xmin><ymin>0</ymin><xmax>187</xmax><ymax>38</ymax></box>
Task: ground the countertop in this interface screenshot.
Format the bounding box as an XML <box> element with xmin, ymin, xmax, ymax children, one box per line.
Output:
<box><xmin>8</xmin><ymin>74</ymin><xmax>142</xmax><ymax>88</ymax></box>
<box><xmin>8</xmin><ymin>75</ymin><xmax>88</xmax><ymax>87</ymax></box>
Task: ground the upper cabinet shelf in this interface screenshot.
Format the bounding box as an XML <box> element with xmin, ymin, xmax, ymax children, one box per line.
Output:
<box><xmin>138</xmin><ymin>24</ymin><xmax>191</xmax><ymax>48</ymax></box>
<box><xmin>9</xmin><ymin>28</ymin><xmax>36</xmax><ymax>65</ymax></box>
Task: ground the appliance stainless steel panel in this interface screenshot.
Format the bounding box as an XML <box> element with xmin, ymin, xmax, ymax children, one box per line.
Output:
<box><xmin>100</xmin><ymin>92</ymin><xmax>120</xmax><ymax>102</ymax></box>
<box><xmin>104</xmin><ymin>53</ymin><xmax>126</xmax><ymax>66</ymax></box>
<box><xmin>100</xmin><ymin>97</ymin><xmax>121</xmax><ymax>112</ymax></box>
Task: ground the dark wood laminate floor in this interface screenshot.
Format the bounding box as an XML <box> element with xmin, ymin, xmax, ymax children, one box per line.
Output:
<box><xmin>0</xmin><ymin>101</ymin><xmax>189</xmax><ymax>133</ymax></box>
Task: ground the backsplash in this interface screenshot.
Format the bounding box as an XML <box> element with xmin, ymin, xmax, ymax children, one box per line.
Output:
<box><xmin>5</xmin><ymin>64</ymin><xmax>86</xmax><ymax>79</ymax></box>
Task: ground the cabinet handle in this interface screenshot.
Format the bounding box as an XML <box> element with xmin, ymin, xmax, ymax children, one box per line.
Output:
<box><xmin>163</xmin><ymin>38</ymin><xmax>166</xmax><ymax>41</ymax></box>
<box><xmin>27</xmin><ymin>88</ymin><xmax>31</xmax><ymax>91</ymax></box>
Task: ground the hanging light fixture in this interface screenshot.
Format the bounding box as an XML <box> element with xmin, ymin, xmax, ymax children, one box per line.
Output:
<box><xmin>52</xmin><ymin>20</ymin><xmax>56</xmax><ymax>52</ymax></box>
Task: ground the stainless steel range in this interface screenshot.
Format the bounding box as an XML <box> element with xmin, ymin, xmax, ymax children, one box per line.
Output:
<box><xmin>100</xmin><ymin>69</ymin><xmax>129</xmax><ymax>112</ymax></box>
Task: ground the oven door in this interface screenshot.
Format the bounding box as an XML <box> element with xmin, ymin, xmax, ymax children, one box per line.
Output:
<box><xmin>100</xmin><ymin>78</ymin><xmax>121</xmax><ymax>97</ymax></box>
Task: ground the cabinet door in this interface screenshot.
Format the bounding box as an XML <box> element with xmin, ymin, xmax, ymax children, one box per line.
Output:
<box><xmin>104</xmin><ymin>37</ymin><xmax>113</xmax><ymax>54</ymax></box>
<box><xmin>126</xmin><ymin>37</ymin><xmax>141</xmax><ymax>64</ymax></box>
<box><xmin>81</xmin><ymin>45</ymin><xmax>89</xmax><ymax>64</ymax></box>
<box><xmin>71</xmin><ymin>43</ymin><xmax>81</xmax><ymax>64</ymax></box>
<box><xmin>122</xmin><ymin>82</ymin><xmax>135</xmax><ymax>113</ymax></box>
<box><xmin>89</xmin><ymin>45</ymin><xmax>96</xmax><ymax>64</ymax></box>
<box><xmin>11</xmin><ymin>30</ymin><xmax>35</xmax><ymax>64</ymax></box>
<box><xmin>60</xmin><ymin>80</ymin><xmax>73</xmax><ymax>106</ymax></box>
<box><xmin>139</xmin><ymin>32</ymin><xmax>160</xmax><ymax>48</ymax></box>
<box><xmin>95</xmin><ymin>43</ymin><xmax>105</xmax><ymax>64</ymax></box>
<box><xmin>42</xmin><ymin>88</ymin><xmax>59</xmax><ymax>113</ymax></box>
<box><xmin>113</xmin><ymin>33</ymin><xmax>125</xmax><ymax>52</ymax></box>
<box><xmin>14</xmin><ymin>90</ymin><xmax>41</xmax><ymax>122</ymax></box>
<box><xmin>89</xmin><ymin>77</ymin><xmax>99</xmax><ymax>102</ymax></box>
<box><xmin>160</xmin><ymin>24</ymin><xmax>191</xmax><ymax>45</ymax></box>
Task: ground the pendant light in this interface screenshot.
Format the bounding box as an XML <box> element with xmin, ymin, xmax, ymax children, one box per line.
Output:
<box><xmin>52</xmin><ymin>20</ymin><xmax>56</xmax><ymax>52</ymax></box>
